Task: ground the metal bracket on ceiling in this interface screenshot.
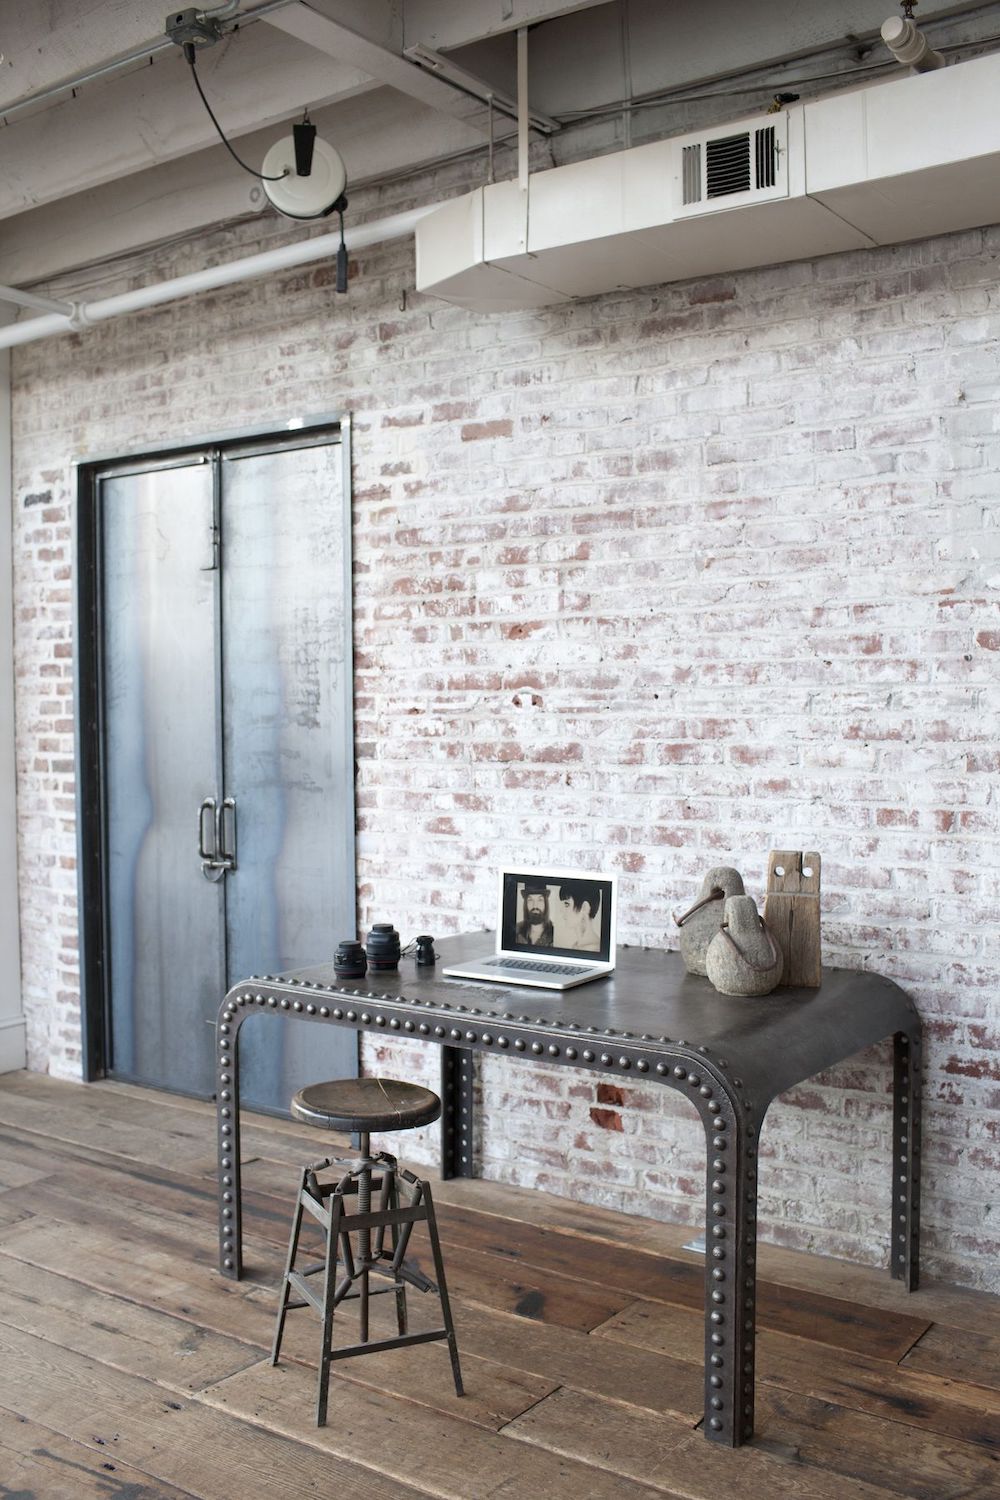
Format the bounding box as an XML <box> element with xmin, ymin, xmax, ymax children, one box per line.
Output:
<box><xmin>164</xmin><ymin>0</ymin><xmax>243</xmax><ymax>47</ymax></box>
<box><xmin>403</xmin><ymin>42</ymin><xmax>560</xmax><ymax>134</ymax></box>
<box><xmin>165</xmin><ymin>9</ymin><xmax>226</xmax><ymax>49</ymax></box>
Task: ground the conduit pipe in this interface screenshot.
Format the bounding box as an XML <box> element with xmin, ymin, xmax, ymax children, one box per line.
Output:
<box><xmin>0</xmin><ymin>203</ymin><xmax>440</xmax><ymax>351</ymax></box>
<box><xmin>0</xmin><ymin>286</ymin><xmax>74</xmax><ymax>317</ymax></box>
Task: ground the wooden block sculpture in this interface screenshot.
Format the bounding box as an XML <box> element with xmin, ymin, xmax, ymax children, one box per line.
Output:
<box><xmin>763</xmin><ymin>850</ymin><xmax>822</xmax><ymax>988</ymax></box>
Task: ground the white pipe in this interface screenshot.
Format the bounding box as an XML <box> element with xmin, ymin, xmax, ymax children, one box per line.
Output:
<box><xmin>0</xmin><ymin>285</ymin><xmax>74</xmax><ymax>317</ymax></box>
<box><xmin>517</xmin><ymin>27</ymin><xmax>530</xmax><ymax>192</ymax></box>
<box><xmin>0</xmin><ymin>312</ymin><xmax>70</xmax><ymax>349</ymax></box>
<box><xmin>0</xmin><ymin>204</ymin><xmax>440</xmax><ymax>351</ymax></box>
<box><xmin>881</xmin><ymin>16</ymin><xmax>945</xmax><ymax>72</ymax></box>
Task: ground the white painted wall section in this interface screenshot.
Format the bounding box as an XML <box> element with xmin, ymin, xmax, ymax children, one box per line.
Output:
<box><xmin>0</xmin><ymin>312</ymin><xmax>25</xmax><ymax>1075</ymax></box>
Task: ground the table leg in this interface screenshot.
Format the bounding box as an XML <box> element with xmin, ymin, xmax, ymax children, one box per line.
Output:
<box><xmin>217</xmin><ymin>995</ymin><xmax>244</xmax><ymax>1279</ymax></box>
<box><xmin>440</xmin><ymin>1045</ymin><xmax>476</xmax><ymax>1179</ymax></box>
<box><xmin>701</xmin><ymin>1092</ymin><xmax>758</xmax><ymax>1447</ymax></box>
<box><xmin>891</xmin><ymin>1026</ymin><xmax>922</xmax><ymax>1291</ymax></box>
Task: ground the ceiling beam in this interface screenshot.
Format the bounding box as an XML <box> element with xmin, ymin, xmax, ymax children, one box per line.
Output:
<box><xmin>402</xmin><ymin>0</ymin><xmax>611</xmax><ymax>50</ymax></box>
<box><xmin>0</xmin><ymin>0</ymin><xmax>176</xmax><ymax>108</ymax></box>
<box><xmin>262</xmin><ymin>2</ymin><xmax>492</xmax><ymax>131</ymax></box>
<box><xmin>403</xmin><ymin>0</ymin><xmax>1000</xmax><ymax>54</ymax></box>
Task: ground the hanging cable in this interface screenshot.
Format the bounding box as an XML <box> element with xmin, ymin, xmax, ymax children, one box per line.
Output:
<box><xmin>335</xmin><ymin>196</ymin><xmax>349</xmax><ymax>292</ymax></box>
<box><xmin>182</xmin><ymin>42</ymin><xmax>289</xmax><ymax>181</ymax></box>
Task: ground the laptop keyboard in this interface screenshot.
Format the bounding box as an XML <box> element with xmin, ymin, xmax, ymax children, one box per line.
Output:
<box><xmin>484</xmin><ymin>958</ymin><xmax>591</xmax><ymax>976</ymax></box>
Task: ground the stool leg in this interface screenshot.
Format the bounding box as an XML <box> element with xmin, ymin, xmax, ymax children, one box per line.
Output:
<box><xmin>271</xmin><ymin>1165</ymin><xmax>309</xmax><ymax>1367</ymax></box>
<box><xmin>357</xmin><ymin>1132</ymin><xmax>371</xmax><ymax>1344</ymax></box>
<box><xmin>316</xmin><ymin>1193</ymin><xmax>343</xmax><ymax>1428</ymax></box>
<box><xmin>421</xmin><ymin>1181</ymin><xmax>464</xmax><ymax>1397</ymax></box>
<box><xmin>388</xmin><ymin>1167</ymin><xmax>409</xmax><ymax>1336</ymax></box>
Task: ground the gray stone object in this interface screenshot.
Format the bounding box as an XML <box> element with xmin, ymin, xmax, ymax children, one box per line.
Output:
<box><xmin>676</xmin><ymin>866</ymin><xmax>745</xmax><ymax>975</ymax></box>
<box><xmin>706</xmin><ymin>895</ymin><xmax>784</xmax><ymax>997</ymax></box>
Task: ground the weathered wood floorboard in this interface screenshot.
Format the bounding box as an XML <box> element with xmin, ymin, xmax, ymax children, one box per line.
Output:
<box><xmin>432</xmin><ymin>1201</ymin><xmax>932</xmax><ymax>1359</ymax></box>
<box><xmin>504</xmin><ymin>1383</ymin><xmax>1000</xmax><ymax>1500</ymax></box>
<box><xmin>0</xmin><ymin>1320</ymin><xmax>432</xmax><ymax>1500</ymax></box>
<box><xmin>594</xmin><ymin>1299</ymin><xmax>1000</xmax><ymax>1448</ymax></box>
<box><xmin>0</xmin><ymin>1406</ymin><xmax>204</xmax><ymax>1499</ymax></box>
<box><xmin>0</xmin><ymin>1072</ymin><xmax>997</xmax><ymax>1500</ymax></box>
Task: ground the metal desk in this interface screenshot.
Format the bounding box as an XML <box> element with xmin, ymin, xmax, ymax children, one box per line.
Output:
<box><xmin>215</xmin><ymin>932</ymin><xmax>921</xmax><ymax>1447</ymax></box>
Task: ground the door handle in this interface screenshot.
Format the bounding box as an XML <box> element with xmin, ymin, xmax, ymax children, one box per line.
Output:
<box><xmin>219</xmin><ymin>797</ymin><xmax>237</xmax><ymax>872</ymax></box>
<box><xmin>199</xmin><ymin>798</ymin><xmax>217</xmax><ymax>862</ymax></box>
<box><xmin>198</xmin><ymin>796</ymin><xmax>232</xmax><ymax>882</ymax></box>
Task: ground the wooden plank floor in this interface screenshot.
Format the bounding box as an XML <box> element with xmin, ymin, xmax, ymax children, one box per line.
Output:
<box><xmin>0</xmin><ymin>1074</ymin><xmax>998</xmax><ymax>1500</ymax></box>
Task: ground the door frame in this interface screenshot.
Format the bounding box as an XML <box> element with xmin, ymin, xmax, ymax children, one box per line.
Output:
<box><xmin>74</xmin><ymin>413</ymin><xmax>353</xmax><ymax>1082</ymax></box>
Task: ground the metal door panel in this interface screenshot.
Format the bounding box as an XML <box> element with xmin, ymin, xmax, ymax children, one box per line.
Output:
<box><xmin>221</xmin><ymin>440</ymin><xmax>356</xmax><ymax>1110</ymax></box>
<box><xmin>102</xmin><ymin>463</ymin><xmax>225</xmax><ymax>1095</ymax></box>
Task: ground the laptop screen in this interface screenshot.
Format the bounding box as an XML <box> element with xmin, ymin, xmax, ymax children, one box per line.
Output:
<box><xmin>498</xmin><ymin>868</ymin><xmax>617</xmax><ymax>963</ymax></box>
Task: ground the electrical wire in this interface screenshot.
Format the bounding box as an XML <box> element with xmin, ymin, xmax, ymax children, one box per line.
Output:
<box><xmin>183</xmin><ymin>43</ymin><xmax>288</xmax><ymax>182</ymax></box>
<box><xmin>554</xmin><ymin>63</ymin><xmax>890</xmax><ymax>123</ymax></box>
<box><xmin>551</xmin><ymin>20</ymin><xmax>1000</xmax><ymax>125</ymax></box>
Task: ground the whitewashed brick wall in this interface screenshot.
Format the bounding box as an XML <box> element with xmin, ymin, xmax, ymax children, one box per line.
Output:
<box><xmin>10</xmin><ymin>165</ymin><xmax>1000</xmax><ymax>1289</ymax></box>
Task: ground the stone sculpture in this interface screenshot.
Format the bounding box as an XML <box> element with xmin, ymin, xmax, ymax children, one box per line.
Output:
<box><xmin>675</xmin><ymin>866</ymin><xmax>745</xmax><ymax>975</ymax></box>
<box><xmin>705</xmin><ymin>894</ymin><xmax>784</xmax><ymax>997</ymax></box>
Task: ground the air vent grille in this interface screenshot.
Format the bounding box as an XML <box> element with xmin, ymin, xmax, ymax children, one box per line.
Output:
<box><xmin>682</xmin><ymin>143</ymin><xmax>702</xmax><ymax>205</ymax></box>
<box><xmin>756</xmin><ymin>125</ymin><xmax>777</xmax><ymax>189</ymax></box>
<box><xmin>675</xmin><ymin>112</ymin><xmax>788</xmax><ymax>215</ymax></box>
<box><xmin>706</xmin><ymin>132</ymin><xmax>751</xmax><ymax>198</ymax></box>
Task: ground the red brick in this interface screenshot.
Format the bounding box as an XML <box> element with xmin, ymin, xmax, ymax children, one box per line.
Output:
<box><xmin>461</xmin><ymin>420</ymin><xmax>513</xmax><ymax>442</ymax></box>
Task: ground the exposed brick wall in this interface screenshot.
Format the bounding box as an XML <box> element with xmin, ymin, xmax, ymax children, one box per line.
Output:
<box><xmin>10</xmin><ymin>167</ymin><xmax>1000</xmax><ymax>1289</ymax></box>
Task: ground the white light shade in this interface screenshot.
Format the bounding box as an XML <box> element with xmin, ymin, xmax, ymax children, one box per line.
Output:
<box><xmin>261</xmin><ymin>135</ymin><xmax>347</xmax><ymax>220</ymax></box>
<box><xmin>880</xmin><ymin>16</ymin><xmax>944</xmax><ymax>71</ymax></box>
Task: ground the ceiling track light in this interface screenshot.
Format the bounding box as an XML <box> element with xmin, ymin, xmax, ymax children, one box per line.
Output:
<box><xmin>881</xmin><ymin>2</ymin><xmax>944</xmax><ymax>72</ymax></box>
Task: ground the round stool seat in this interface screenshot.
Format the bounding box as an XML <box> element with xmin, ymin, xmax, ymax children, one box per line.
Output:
<box><xmin>291</xmin><ymin>1077</ymin><xmax>442</xmax><ymax>1134</ymax></box>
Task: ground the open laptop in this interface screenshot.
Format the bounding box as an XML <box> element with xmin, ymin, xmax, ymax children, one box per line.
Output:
<box><xmin>442</xmin><ymin>867</ymin><xmax>618</xmax><ymax>990</ymax></box>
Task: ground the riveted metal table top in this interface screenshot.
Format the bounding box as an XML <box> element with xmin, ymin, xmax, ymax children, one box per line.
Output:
<box><xmin>237</xmin><ymin>931</ymin><xmax>916</xmax><ymax>1105</ymax></box>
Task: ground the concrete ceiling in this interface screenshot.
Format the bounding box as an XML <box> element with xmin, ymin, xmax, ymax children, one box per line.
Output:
<box><xmin>1</xmin><ymin>0</ymin><xmax>996</xmax><ymax>286</ymax></box>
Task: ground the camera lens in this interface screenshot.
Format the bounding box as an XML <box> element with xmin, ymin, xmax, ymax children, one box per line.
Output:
<box><xmin>366</xmin><ymin>922</ymin><xmax>401</xmax><ymax>971</ymax></box>
<box><xmin>333</xmin><ymin>939</ymin><xmax>367</xmax><ymax>980</ymax></box>
<box><xmin>415</xmin><ymin>934</ymin><xmax>436</xmax><ymax>966</ymax></box>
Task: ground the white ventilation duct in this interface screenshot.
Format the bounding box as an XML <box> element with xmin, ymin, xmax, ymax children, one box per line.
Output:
<box><xmin>3</xmin><ymin>47</ymin><xmax>999</xmax><ymax>339</ymax></box>
<box><xmin>416</xmin><ymin>50</ymin><xmax>1000</xmax><ymax>312</ymax></box>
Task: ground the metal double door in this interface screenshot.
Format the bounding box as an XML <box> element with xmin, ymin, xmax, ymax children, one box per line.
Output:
<box><xmin>99</xmin><ymin>432</ymin><xmax>357</xmax><ymax>1112</ymax></box>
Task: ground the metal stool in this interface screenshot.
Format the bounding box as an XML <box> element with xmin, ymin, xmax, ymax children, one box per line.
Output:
<box><xmin>270</xmin><ymin>1076</ymin><xmax>464</xmax><ymax>1425</ymax></box>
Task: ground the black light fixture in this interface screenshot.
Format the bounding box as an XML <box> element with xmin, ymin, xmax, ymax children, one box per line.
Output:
<box><xmin>293</xmin><ymin>111</ymin><xmax>317</xmax><ymax>177</ymax></box>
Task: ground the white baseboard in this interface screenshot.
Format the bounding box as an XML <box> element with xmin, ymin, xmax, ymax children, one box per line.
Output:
<box><xmin>0</xmin><ymin>1016</ymin><xmax>26</xmax><ymax>1074</ymax></box>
